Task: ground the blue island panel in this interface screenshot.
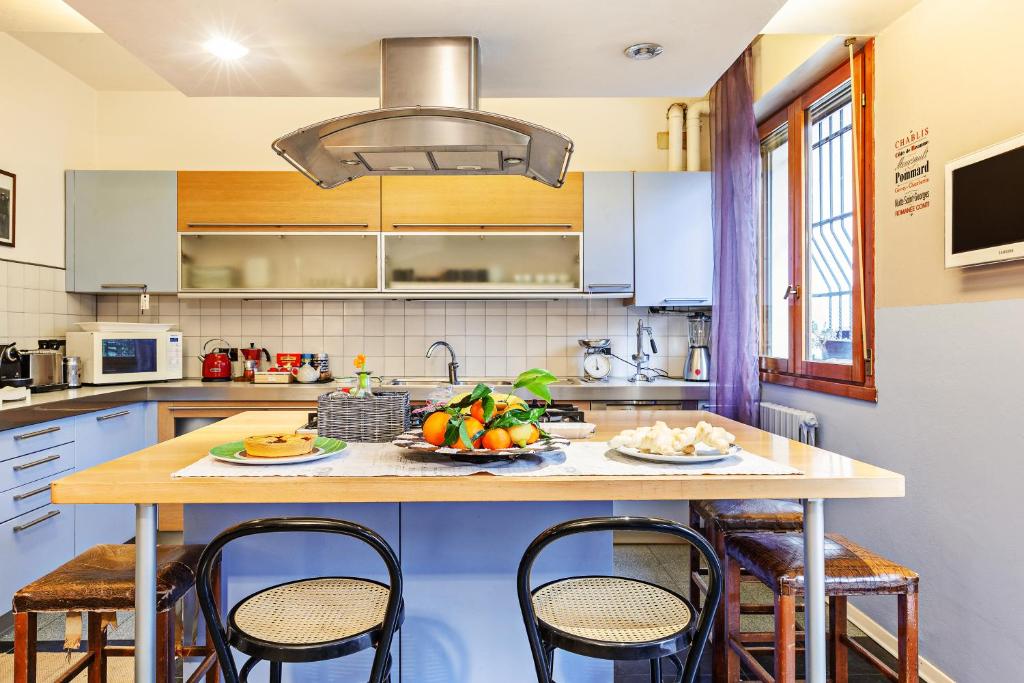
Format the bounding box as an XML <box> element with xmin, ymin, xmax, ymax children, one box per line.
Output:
<box><xmin>400</xmin><ymin>501</ymin><xmax>613</xmax><ymax>683</ymax></box>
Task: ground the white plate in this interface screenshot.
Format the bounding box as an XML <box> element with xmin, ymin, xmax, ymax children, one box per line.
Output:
<box><xmin>615</xmin><ymin>445</ymin><xmax>740</xmax><ymax>465</ymax></box>
<box><xmin>210</xmin><ymin>446</ymin><xmax>336</xmax><ymax>466</ymax></box>
<box><xmin>75</xmin><ymin>321</ymin><xmax>174</xmax><ymax>332</ymax></box>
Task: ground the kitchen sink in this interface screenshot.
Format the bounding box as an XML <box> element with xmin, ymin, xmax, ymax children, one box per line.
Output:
<box><xmin>384</xmin><ymin>376</ymin><xmax>582</xmax><ymax>387</ymax></box>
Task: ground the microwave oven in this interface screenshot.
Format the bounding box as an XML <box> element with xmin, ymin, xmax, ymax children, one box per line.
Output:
<box><xmin>66</xmin><ymin>330</ymin><xmax>183</xmax><ymax>385</ymax></box>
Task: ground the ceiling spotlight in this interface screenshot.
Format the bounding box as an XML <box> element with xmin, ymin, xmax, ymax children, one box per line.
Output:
<box><xmin>204</xmin><ymin>36</ymin><xmax>249</xmax><ymax>60</ymax></box>
<box><xmin>505</xmin><ymin>157</ymin><xmax>524</xmax><ymax>166</ymax></box>
<box><xmin>339</xmin><ymin>159</ymin><xmax>362</xmax><ymax>166</ymax></box>
<box><xmin>624</xmin><ymin>43</ymin><xmax>664</xmax><ymax>60</ymax></box>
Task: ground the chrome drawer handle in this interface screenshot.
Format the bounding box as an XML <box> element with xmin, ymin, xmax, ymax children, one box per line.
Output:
<box><xmin>100</xmin><ymin>283</ymin><xmax>147</xmax><ymax>290</ymax></box>
<box><xmin>13</xmin><ymin>484</ymin><xmax>50</xmax><ymax>502</ymax></box>
<box><xmin>662</xmin><ymin>298</ymin><xmax>708</xmax><ymax>304</ymax></box>
<box><xmin>13</xmin><ymin>454</ymin><xmax>60</xmax><ymax>471</ymax></box>
<box><xmin>13</xmin><ymin>510</ymin><xmax>60</xmax><ymax>533</ymax></box>
<box><xmin>97</xmin><ymin>410</ymin><xmax>131</xmax><ymax>421</ymax></box>
<box><xmin>391</xmin><ymin>223</ymin><xmax>573</xmax><ymax>229</ymax></box>
<box><xmin>13</xmin><ymin>425</ymin><xmax>61</xmax><ymax>441</ymax></box>
<box><xmin>586</xmin><ymin>283</ymin><xmax>631</xmax><ymax>291</ymax></box>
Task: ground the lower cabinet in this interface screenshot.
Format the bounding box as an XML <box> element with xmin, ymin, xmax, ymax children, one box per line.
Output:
<box><xmin>74</xmin><ymin>403</ymin><xmax>152</xmax><ymax>553</ymax></box>
<box><xmin>0</xmin><ymin>503</ymin><xmax>76</xmax><ymax>608</ymax></box>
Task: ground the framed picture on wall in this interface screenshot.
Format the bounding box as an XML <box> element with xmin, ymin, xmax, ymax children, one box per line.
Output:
<box><xmin>0</xmin><ymin>169</ymin><xmax>14</xmax><ymax>248</ymax></box>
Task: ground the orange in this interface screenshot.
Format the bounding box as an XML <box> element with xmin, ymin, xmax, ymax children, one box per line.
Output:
<box><xmin>422</xmin><ymin>411</ymin><xmax>451</xmax><ymax>446</ymax></box>
<box><xmin>526</xmin><ymin>423</ymin><xmax>541</xmax><ymax>444</ymax></box>
<box><xmin>454</xmin><ymin>417</ymin><xmax>485</xmax><ymax>449</ymax></box>
<box><xmin>481</xmin><ymin>428</ymin><xmax>512</xmax><ymax>450</ymax></box>
<box><xmin>470</xmin><ymin>399</ymin><xmax>518</xmax><ymax>424</ymax></box>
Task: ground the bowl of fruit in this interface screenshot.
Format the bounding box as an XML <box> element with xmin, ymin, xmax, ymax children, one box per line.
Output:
<box><xmin>391</xmin><ymin>369</ymin><xmax>569</xmax><ymax>463</ymax></box>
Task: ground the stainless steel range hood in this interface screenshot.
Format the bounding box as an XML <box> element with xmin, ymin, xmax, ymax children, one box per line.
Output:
<box><xmin>272</xmin><ymin>37</ymin><xmax>574</xmax><ymax>189</ymax></box>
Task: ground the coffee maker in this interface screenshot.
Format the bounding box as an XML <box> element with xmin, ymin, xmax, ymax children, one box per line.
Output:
<box><xmin>0</xmin><ymin>343</ymin><xmax>30</xmax><ymax>388</ymax></box>
<box><xmin>684</xmin><ymin>313</ymin><xmax>711</xmax><ymax>382</ymax></box>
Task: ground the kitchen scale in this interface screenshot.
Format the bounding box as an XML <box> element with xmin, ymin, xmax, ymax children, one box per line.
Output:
<box><xmin>579</xmin><ymin>338</ymin><xmax>613</xmax><ymax>382</ymax></box>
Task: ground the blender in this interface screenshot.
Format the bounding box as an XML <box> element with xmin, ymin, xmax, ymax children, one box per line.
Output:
<box><xmin>684</xmin><ymin>313</ymin><xmax>711</xmax><ymax>382</ymax></box>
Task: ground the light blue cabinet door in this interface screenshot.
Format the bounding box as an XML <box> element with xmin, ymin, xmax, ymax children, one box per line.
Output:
<box><xmin>65</xmin><ymin>171</ymin><xmax>178</xmax><ymax>293</ymax></box>
<box><xmin>74</xmin><ymin>403</ymin><xmax>150</xmax><ymax>552</ymax></box>
<box><xmin>582</xmin><ymin>172</ymin><xmax>634</xmax><ymax>294</ymax></box>
<box><xmin>633</xmin><ymin>172</ymin><xmax>713</xmax><ymax>307</ymax></box>
<box><xmin>0</xmin><ymin>503</ymin><xmax>76</xmax><ymax>610</ymax></box>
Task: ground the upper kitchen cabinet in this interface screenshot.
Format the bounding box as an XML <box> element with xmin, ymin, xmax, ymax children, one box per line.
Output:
<box><xmin>177</xmin><ymin>172</ymin><xmax>381</xmax><ymax>231</ymax></box>
<box><xmin>380</xmin><ymin>172</ymin><xmax>583</xmax><ymax>231</ymax></box>
<box><xmin>633</xmin><ymin>172</ymin><xmax>713</xmax><ymax>307</ymax></box>
<box><xmin>65</xmin><ymin>171</ymin><xmax>178</xmax><ymax>294</ymax></box>
<box><xmin>582</xmin><ymin>172</ymin><xmax>633</xmax><ymax>295</ymax></box>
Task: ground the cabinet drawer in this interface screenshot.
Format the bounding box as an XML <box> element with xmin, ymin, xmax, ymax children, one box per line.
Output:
<box><xmin>0</xmin><ymin>469</ymin><xmax>65</xmax><ymax>524</ymax></box>
<box><xmin>0</xmin><ymin>443</ymin><xmax>74</xmax><ymax>494</ymax></box>
<box><xmin>0</xmin><ymin>418</ymin><xmax>75</xmax><ymax>463</ymax></box>
<box><xmin>0</xmin><ymin>503</ymin><xmax>76</xmax><ymax>608</ymax></box>
<box><xmin>75</xmin><ymin>404</ymin><xmax>147</xmax><ymax>468</ymax></box>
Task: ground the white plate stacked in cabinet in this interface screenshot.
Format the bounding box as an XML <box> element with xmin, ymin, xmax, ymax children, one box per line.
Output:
<box><xmin>0</xmin><ymin>403</ymin><xmax>153</xmax><ymax>608</ymax></box>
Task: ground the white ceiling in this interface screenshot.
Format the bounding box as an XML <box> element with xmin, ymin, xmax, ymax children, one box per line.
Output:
<box><xmin>0</xmin><ymin>0</ymin><xmax>98</xmax><ymax>33</ymax></box>
<box><xmin>762</xmin><ymin>0</ymin><xmax>921</xmax><ymax>34</ymax></box>
<box><xmin>62</xmin><ymin>0</ymin><xmax>786</xmax><ymax>97</ymax></box>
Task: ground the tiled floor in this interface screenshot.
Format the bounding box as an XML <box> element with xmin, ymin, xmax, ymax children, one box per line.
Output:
<box><xmin>0</xmin><ymin>544</ymin><xmax>896</xmax><ymax>682</ymax></box>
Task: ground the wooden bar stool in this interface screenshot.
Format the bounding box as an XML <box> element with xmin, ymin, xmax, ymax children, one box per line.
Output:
<box><xmin>688</xmin><ymin>499</ymin><xmax>804</xmax><ymax>682</ymax></box>
<box><xmin>723</xmin><ymin>532</ymin><xmax>919</xmax><ymax>683</ymax></box>
<box><xmin>12</xmin><ymin>543</ymin><xmax>220</xmax><ymax>683</ymax></box>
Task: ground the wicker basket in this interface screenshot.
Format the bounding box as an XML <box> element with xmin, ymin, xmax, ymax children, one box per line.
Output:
<box><xmin>317</xmin><ymin>390</ymin><xmax>411</xmax><ymax>442</ymax></box>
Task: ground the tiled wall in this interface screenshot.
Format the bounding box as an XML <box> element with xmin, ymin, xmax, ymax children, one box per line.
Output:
<box><xmin>99</xmin><ymin>296</ymin><xmax>695</xmax><ymax>380</ymax></box>
<box><xmin>0</xmin><ymin>259</ymin><xmax>97</xmax><ymax>349</ymax></box>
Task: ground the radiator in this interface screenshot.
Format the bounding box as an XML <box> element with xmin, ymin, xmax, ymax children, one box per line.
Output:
<box><xmin>759</xmin><ymin>402</ymin><xmax>819</xmax><ymax>446</ymax></box>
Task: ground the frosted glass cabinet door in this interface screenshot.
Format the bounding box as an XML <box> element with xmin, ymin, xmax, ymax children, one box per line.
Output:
<box><xmin>383</xmin><ymin>233</ymin><xmax>581</xmax><ymax>292</ymax></box>
<box><xmin>65</xmin><ymin>171</ymin><xmax>179</xmax><ymax>293</ymax></box>
<box><xmin>180</xmin><ymin>232</ymin><xmax>380</xmax><ymax>292</ymax></box>
<box><xmin>633</xmin><ymin>172</ymin><xmax>713</xmax><ymax>307</ymax></box>
<box><xmin>582</xmin><ymin>172</ymin><xmax>634</xmax><ymax>294</ymax></box>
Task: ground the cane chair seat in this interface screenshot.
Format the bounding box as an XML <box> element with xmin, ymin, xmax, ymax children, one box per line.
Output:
<box><xmin>532</xmin><ymin>575</ymin><xmax>694</xmax><ymax>660</ymax></box>
<box><xmin>228</xmin><ymin>577</ymin><xmax>398</xmax><ymax>662</ymax></box>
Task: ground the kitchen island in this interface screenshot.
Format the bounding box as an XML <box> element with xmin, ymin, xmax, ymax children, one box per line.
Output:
<box><xmin>51</xmin><ymin>410</ymin><xmax>904</xmax><ymax>683</ymax></box>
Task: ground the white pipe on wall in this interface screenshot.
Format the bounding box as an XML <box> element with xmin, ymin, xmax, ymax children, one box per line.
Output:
<box><xmin>686</xmin><ymin>100</ymin><xmax>710</xmax><ymax>171</ymax></box>
<box><xmin>667</xmin><ymin>103</ymin><xmax>685</xmax><ymax>171</ymax></box>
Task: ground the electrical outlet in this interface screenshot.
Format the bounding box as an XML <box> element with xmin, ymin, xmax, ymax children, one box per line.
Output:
<box><xmin>140</xmin><ymin>293</ymin><xmax>150</xmax><ymax>311</ymax></box>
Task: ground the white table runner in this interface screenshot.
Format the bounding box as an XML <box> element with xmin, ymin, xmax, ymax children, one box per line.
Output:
<box><xmin>172</xmin><ymin>441</ymin><xmax>802</xmax><ymax>478</ymax></box>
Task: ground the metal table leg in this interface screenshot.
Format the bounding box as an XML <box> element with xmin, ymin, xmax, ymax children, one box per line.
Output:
<box><xmin>135</xmin><ymin>503</ymin><xmax>158</xmax><ymax>682</ymax></box>
<box><xmin>803</xmin><ymin>498</ymin><xmax>826</xmax><ymax>683</ymax></box>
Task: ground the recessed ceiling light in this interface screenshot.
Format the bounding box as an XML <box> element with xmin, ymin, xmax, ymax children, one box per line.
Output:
<box><xmin>204</xmin><ymin>37</ymin><xmax>249</xmax><ymax>60</ymax></box>
<box><xmin>624</xmin><ymin>43</ymin><xmax>664</xmax><ymax>60</ymax></box>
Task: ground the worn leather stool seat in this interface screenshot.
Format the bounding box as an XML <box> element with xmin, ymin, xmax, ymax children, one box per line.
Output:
<box><xmin>725</xmin><ymin>532</ymin><xmax>919</xmax><ymax>596</ymax></box>
<box><xmin>13</xmin><ymin>544</ymin><xmax>203</xmax><ymax>613</ymax></box>
<box><xmin>691</xmin><ymin>499</ymin><xmax>804</xmax><ymax>532</ymax></box>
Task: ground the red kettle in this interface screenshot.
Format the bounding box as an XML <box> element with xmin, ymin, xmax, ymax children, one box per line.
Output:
<box><xmin>200</xmin><ymin>338</ymin><xmax>232</xmax><ymax>382</ymax></box>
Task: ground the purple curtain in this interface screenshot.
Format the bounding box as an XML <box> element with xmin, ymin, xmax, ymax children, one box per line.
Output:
<box><xmin>709</xmin><ymin>48</ymin><xmax>761</xmax><ymax>425</ymax></box>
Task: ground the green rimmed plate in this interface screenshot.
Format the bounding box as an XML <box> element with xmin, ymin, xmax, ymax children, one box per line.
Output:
<box><xmin>209</xmin><ymin>436</ymin><xmax>347</xmax><ymax>466</ymax></box>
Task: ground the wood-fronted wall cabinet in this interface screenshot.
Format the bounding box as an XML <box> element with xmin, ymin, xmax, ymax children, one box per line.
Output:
<box><xmin>381</xmin><ymin>173</ymin><xmax>584</xmax><ymax>231</ymax></box>
<box><xmin>177</xmin><ymin>171</ymin><xmax>381</xmax><ymax>231</ymax></box>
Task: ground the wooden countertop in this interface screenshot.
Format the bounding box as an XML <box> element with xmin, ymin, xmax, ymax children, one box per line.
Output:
<box><xmin>51</xmin><ymin>410</ymin><xmax>904</xmax><ymax>504</ymax></box>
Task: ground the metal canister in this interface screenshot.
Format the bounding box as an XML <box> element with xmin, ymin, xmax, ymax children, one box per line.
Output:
<box><xmin>63</xmin><ymin>356</ymin><xmax>82</xmax><ymax>388</ymax></box>
<box><xmin>311</xmin><ymin>353</ymin><xmax>331</xmax><ymax>381</ymax></box>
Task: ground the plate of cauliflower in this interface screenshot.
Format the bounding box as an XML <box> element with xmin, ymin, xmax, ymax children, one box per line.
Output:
<box><xmin>609</xmin><ymin>420</ymin><xmax>739</xmax><ymax>464</ymax></box>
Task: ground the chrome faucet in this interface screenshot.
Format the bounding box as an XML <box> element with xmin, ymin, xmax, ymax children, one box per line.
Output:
<box><xmin>426</xmin><ymin>341</ymin><xmax>460</xmax><ymax>385</ymax></box>
<box><xmin>629</xmin><ymin>318</ymin><xmax>658</xmax><ymax>383</ymax></box>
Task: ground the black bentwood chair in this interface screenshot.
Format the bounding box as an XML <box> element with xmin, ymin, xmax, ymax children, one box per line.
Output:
<box><xmin>518</xmin><ymin>517</ymin><xmax>723</xmax><ymax>683</ymax></box>
<box><xmin>195</xmin><ymin>517</ymin><xmax>404</xmax><ymax>683</ymax></box>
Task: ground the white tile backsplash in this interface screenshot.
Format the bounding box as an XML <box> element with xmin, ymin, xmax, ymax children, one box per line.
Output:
<box><xmin>0</xmin><ymin>260</ymin><xmax>96</xmax><ymax>349</ymax></box>
<box><xmin>93</xmin><ymin>294</ymin><xmax>695</xmax><ymax>380</ymax></box>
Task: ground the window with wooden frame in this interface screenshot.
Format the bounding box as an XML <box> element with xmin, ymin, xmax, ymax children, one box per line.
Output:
<box><xmin>758</xmin><ymin>41</ymin><xmax>876</xmax><ymax>401</ymax></box>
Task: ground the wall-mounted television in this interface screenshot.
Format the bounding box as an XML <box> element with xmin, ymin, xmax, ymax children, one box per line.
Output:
<box><xmin>946</xmin><ymin>132</ymin><xmax>1024</xmax><ymax>268</ymax></box>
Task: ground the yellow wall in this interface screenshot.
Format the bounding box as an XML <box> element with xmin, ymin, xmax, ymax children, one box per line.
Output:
<box><xmin>873</xmin><ymin>0</ymin><xmax>1024</xmax><ymax>307</ymax></box>
<box><xmin>95</xmin><ymin>92</ymin><xmax>705</xmax><ymax>172</ymax></box>
<box><xmin>752</xmin><ymin>34</ymin><xmax>833</xmax><ymax>101</ymax></box>
<box><xmin>0</xmin><ymin>34</ymin><xmax>96</xmax><ymax>268</ymax></box>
